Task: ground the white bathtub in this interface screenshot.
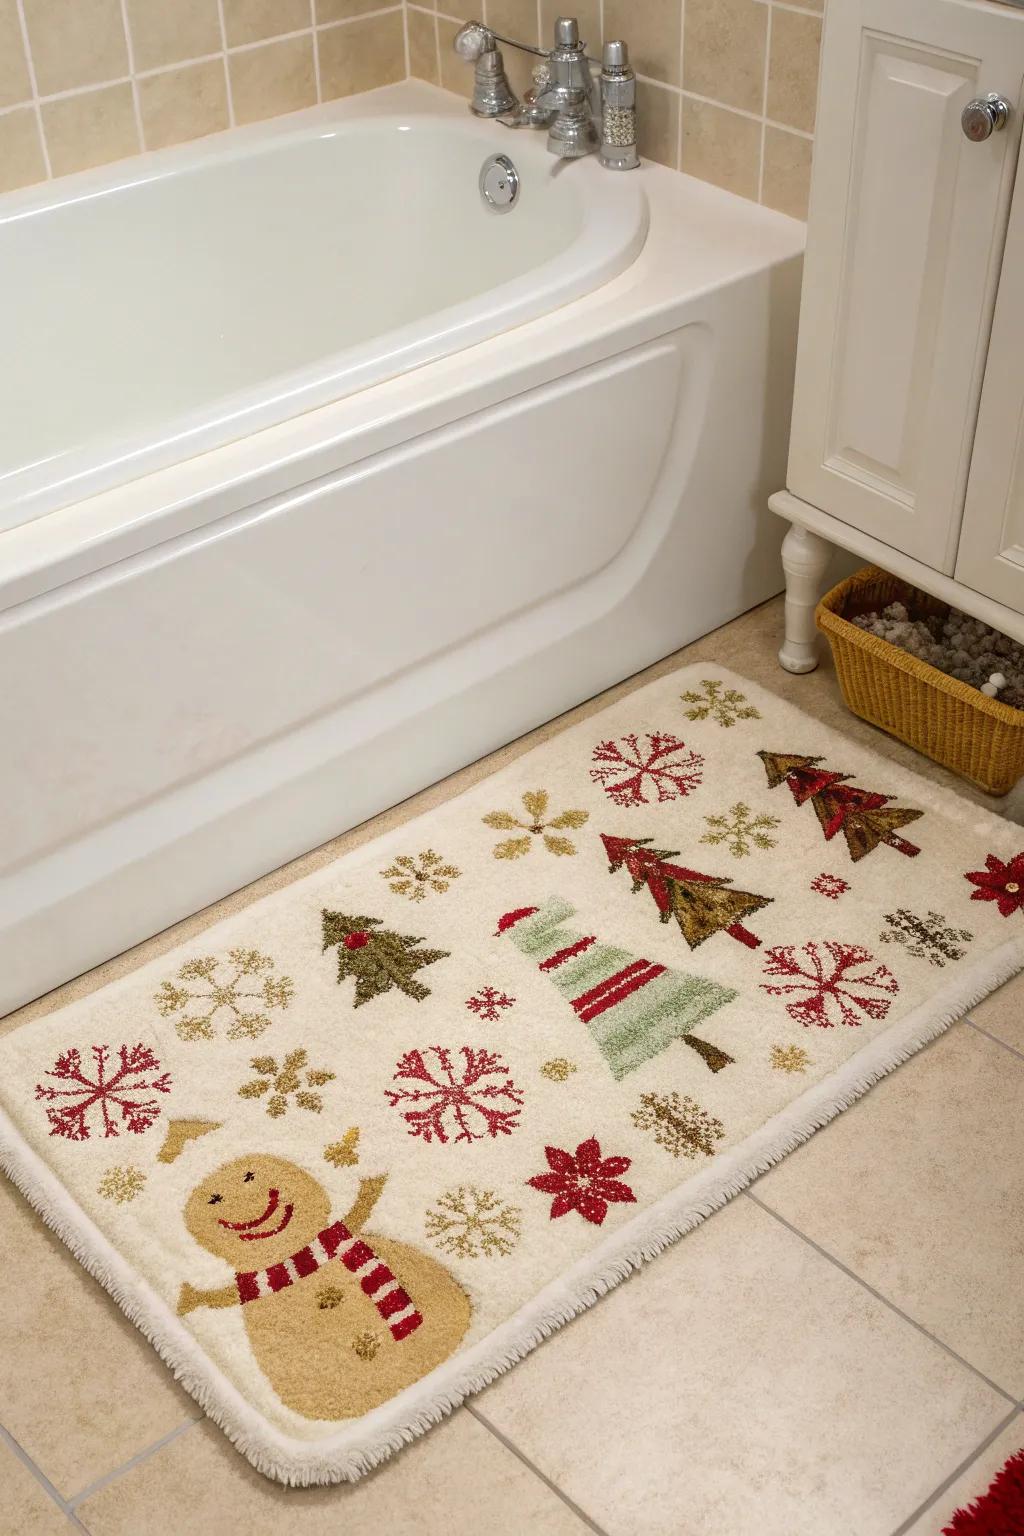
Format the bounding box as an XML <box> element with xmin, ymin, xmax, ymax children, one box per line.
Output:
<box><xmin>0</xmin><ymin>81</ymin><xmax>805</xmax><ymax>1014</ymax></box>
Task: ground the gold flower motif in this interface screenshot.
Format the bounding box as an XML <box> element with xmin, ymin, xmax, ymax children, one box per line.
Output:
<box><xmin>483</xmin><ymin>791</ymin><xmax>589</xmax><ymax>860</ymax></box>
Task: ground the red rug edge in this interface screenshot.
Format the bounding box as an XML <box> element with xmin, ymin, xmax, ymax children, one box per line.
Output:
<box><xmin>942</xmin><ymin>1447</ymin><xmax>1024</xmax><ymax>1534</ymax></box>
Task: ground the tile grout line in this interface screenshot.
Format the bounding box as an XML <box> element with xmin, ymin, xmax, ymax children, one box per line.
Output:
<box><xmin>13</xmin><ymin>0</ymin><xmax>51</xmax><ymax>176</ymax></box>
<box><xmin>467</xmin><ymin>1403</ymin><xmax>613</xmax><ymax>1536</ymax></box>
<box><xmin>65</xmin><ymin>1418</ymin><xmax>200</xmax><ymax>1511</ymax></box>
<box><xmin>744</xmin><ymin>1191</ymin><xmax>1020</xmax><ymax>1405</ymax></box>
<box><xmin>757</xmin><ymin>0</ymin><xmax>772</xmax><ymax>202</ymax></box>
<box><xmin>964</xmin><ymin>1015</ymin><xmax>1024</xmax><ymax>1064</ymax></box>
<box><xmin>0</xmin><ymin>1420</ymin><xmax>89</xmax><ymax>1532</ymax></box>
<box><xmin>117</xmin><ymin>0</ymin><xmax>146</xmax><ymax>154</ymax></box>
<box><xmin>312</xmin><ymin>0</ymin><xmax>323</xmax><ymax>105</ymax></box>
<box><xmin>887</xmin><ymin>1404</ymin><xmax>1023</xmax><ymax>1536</ymax></box>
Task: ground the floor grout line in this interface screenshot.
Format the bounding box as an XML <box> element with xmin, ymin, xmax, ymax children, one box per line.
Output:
<box><xmin>66</xmin><ymin>1418</ymin><xmax>200</xmax><ymax>1510</ymax></box>
<box><xmin>0</xmin><ymin>1420</ymin><xmax>89</xmax><ymax>1531</ymax></box>
<box><xmin>744</xmin><ymin>1191</ymin><xmax>1019</xmax><ymax>1405</ymax></box>
<box><xmin>887</xmin><ymin>1404</ymin><xmax>1023</xmax><ymax>1536</ymax></box>
<box><xmin>467</xmin><ymin>1403</ymin><xmax>612</xmax><ymax>1536</ymax></box>
<box><xmin>964</xmin><ymin>1015</ymin><xmax>1024</xmax><ymax>1064</ymax></box>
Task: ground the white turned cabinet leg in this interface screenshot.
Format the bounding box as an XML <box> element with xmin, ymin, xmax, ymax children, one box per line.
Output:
<box><xmin>778</xmin><ymin>522</ymin><xmax>830</xmax><ymax>674</ymax></box>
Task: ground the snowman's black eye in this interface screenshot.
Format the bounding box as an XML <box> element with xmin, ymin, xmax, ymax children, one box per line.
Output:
<box><xmin>207</xmin><ymin>1193</ymin><xmax>223</xmax><ymax>1205</ymax></box>
<box><xmin>243</xmin><ymin>1171</ymin><xmax>255</xmax><ymax>1182</ymax></box>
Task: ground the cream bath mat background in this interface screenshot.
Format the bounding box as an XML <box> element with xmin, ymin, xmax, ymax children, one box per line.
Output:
<box><xmin>2</xmin><ymin>665</ymin><xmax>1023</xmax><ymax>1485</ymax></box>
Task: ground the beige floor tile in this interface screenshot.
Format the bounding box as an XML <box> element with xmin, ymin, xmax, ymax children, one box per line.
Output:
<box><xmin>75</xmin><ymin>1412</ymin><xmax>591</xmax><ymax>1534</ymax></box>
<box><xmin>755</xmin><ymin>1023</ymin><xmax>1024</xmax><ymax>1396</ymax></box>
<box><xmin>968</xmin><ymin>969</ymin><xmax>1024</xmax><ymax>1054</ymax></box>
<box><xmin>0</xmin><ymin>1439</ymin><xmax>68</xmax><ymax>1536</ymax></box>
<box><xmin>903</xmin><ymin>1413</ymin><xmax>1024</xmax><ymax>1535</ymax></box>
<box><xmin>476</xmin><ymin>1199</ymin><xmax>1007</xmax><ymax>1536</ymax></box>
<box><xmin>0</xmin><ymin>1181</ymin><xmax>198</xmax><ymax>1497</ymax></box>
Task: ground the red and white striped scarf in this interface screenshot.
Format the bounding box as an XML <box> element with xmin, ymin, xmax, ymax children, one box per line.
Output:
<box><xmin>235</xmin><ymin>1219</ymin><xmax>423</xmax><ymax>1342</ymax></box>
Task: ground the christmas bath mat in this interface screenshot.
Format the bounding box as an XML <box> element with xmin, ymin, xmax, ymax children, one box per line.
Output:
<box><xmin>2</xmin><ymin>665</ymin><xmax>1023</xmax><ymax>1485</ymax></box>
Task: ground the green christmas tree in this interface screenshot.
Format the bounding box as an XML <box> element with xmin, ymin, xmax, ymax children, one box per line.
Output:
<box><xmin>322</xmin><ymin>911</ymin><xmax>449</xmax><ymax>1007</ymax></box>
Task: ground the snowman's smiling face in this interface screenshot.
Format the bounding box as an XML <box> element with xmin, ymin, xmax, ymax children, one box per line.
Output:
<box><xmin>185</xmin><ymin>1155</ymin><xmax>331</xmax><ymax>1267</ymax></box>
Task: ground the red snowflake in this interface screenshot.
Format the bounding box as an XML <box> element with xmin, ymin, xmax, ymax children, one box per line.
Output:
<box><xmin>385</xmin><ymin>1045</ymin><xmax>524</xmax><ymax>1144</ymax></box>
<box><xmin>760</xmin><ymin>941</ymin><xmax>899</xmax><ymax>1028</ymax></box>
<box><xmin>527</xmin><ymin>1136</ymin><xmax>636</xmax><ymax>1226</ymax></box>
<box><xmin>35</xmin><ymin>1042</ymin><xmax>172</xmax><ymax>1141</ymax></box>
<box><xmin>465</xmin><ymin>986</ymin><xmax>516</xmax><ymax>1022</ymax></box>
<box><xmin>965</xmin><ymin>852</ymin><xmax>1024</xmax><ymax>918</ymax></box>
<box><xmin>590</xmin><ymin>732</ymin><xmax>704</xmax><ymax>807</ymax></box>
<box><xmin>811</xmin><ymin>873</ymin><xmax>850</xmax><ymax>901</ymax></box>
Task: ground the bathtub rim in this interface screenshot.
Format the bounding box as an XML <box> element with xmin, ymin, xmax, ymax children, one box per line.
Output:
<box><xmin>0</xmin><ymin>83</ymin><xmax>648</xmax><ymax>533</ymax></box>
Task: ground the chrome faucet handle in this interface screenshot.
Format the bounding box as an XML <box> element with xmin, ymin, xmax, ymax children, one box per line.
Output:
<box><xmin>454</xmin><ymin>22</ymin><xmax>519</xmax><ymax>117</ymax></box>
<box><xmin>454</xmin><ymin>21</ymin><xmax>493</xmax><ymax>60</ymax></box>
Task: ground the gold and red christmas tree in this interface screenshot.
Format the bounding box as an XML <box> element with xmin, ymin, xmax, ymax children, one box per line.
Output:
<box><xmin>600</xmin><ymin>834</ymin><xmax>772</xmax><ymax>950</ymax></box>
<box><xmin>758</xmin><ymin>752</ymin><xmax>923</xmax><ymax>862</ymax></box>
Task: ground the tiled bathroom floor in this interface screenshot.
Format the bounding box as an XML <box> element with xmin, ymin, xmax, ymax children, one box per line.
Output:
<box><xmin>3</xmin><ymin>594</ymin><xmax>1023</xmax><ymax>1536</ymax></box>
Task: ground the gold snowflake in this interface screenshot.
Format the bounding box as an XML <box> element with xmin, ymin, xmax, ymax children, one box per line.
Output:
<box><xmin>352</xmin><ymin>1330</ymin><xmax>381</xmax><ymax>1360</ymax></box>
<box><xmin>97</xmin><ymin>1165</ymin><xmax>146</xmax><ymax>1204</ymax></box>
<box><xmin>483</xmin><ymin>790</ymin><xmax>589</xmax><ymax>860</ymax></box>
<box><xmin>380</xmin><ymin>850</ymin><xmax>461</xmax><ymax>902</ymax></box>
<box><xmin>541</xmin><ymin>1058</ymin><xmax>577</xmax><ymax>1082</ymax></box>
<box><xmin>154</xmin><ymin>948</ymin><xmax>293</xmax><ymax>1042</ymax></box>
<box><xmin>631</xmin><ymin>1091</ymin><xmax>725</xmax><ymax>1159</ymax></box>
<box><xmin>317</xmin><ymin>1285</ymin><xmax>345</xmax><ymax>1310</ymax></box>
<box><xmin>324</xmin><ymin>1128</ymin><xmax>360</xmax><ymax>1167</ymax></box>
<box><xmin>238</xmin><ymin>1049</ymin><xmax>335</xmax><ymax>1118</ymax></box>
<box><xmin>425</xmin><ymin>1187</ymin><xmax>521</xmax><ymax>1259</ymax></box>
<box><xmin>770</xmin><ymin>1044</ymin><xmax>811</xmax><ymax>1074</ymax></box>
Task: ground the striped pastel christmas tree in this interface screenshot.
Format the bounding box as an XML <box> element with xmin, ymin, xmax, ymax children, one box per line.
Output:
<box><xmin>497</xmin><ymin>898</ymin><xmax>737</xmax><ymax>1077</ymax></box>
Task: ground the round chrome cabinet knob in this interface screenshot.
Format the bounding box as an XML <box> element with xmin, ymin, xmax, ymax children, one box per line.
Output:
<box><xmin>961</xmin><ymin>93</ymin><xmax>1011</xmax><ymax>142</ymax></box>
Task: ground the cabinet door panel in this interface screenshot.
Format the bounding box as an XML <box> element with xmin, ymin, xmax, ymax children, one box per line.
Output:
<box><xmin>956</xmin><ymin>135</ymin><xmax>1024</xmax><ymax>612</ymax></box>
<box><xmin>788</xmin><ymin>0</ymin><xmax>1024</xmax><ymax>570</ymax></box>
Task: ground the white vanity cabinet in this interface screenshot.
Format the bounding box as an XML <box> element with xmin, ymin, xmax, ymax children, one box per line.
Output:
<box><xmin>772</xmin><ymin>0</ymin><xmax>1024</xmax><ymax>672</ymax></box>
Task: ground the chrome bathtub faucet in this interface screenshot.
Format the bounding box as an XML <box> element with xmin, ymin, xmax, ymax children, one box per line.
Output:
<box><xmin>453</xmin><ymin>16</ymin><xmax>639</xmax><ymax>169</ymax></box>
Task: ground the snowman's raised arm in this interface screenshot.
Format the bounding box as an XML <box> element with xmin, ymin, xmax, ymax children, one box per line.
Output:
<box><xmin>177</xmin><ymin>1280</ymin><xmax>239</xmax><ymax>1316</ymax></box>
<box><xmin>343</xmin><ymin>1175</ymin><xmax>388</xmax><ymax>1234</ymax></box>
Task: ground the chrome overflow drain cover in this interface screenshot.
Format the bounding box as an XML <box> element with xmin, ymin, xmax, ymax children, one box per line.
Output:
<box><xmin>479</xmin><ymin>153</ymin><xmax>519</xmax><ymax>213</ymax></box>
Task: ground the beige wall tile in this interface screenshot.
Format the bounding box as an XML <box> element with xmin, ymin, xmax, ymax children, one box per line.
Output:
<box><xmin>23</xmin><ymin>0</ymin><xmax>128</xmax><ymax>95</ymax></box>
<box><xmin>637</xmin><ymin>77</ymin><xmax>679</xmax><ymax>169</ymax></box>
<box><xmin>0</xmin><ymin>1441</ymin><xmax>67</xmax><ymax>1536</ymax></box>
<box><xmin>139</xmin><ymin>58</ymin><xmax>229</xmax><ymax>150</ymax></box>
<box><xmin>410</xmin><ymin>0</ymin><xmax>436</xmax><ymax>13</ymax></box>
<box><xmin>408</xmin><ymin>7</ymin><xmax>439</xmax><ymax>85</ymax></box>
<box><xmin>762</xmin><ymin>124</ymin><xmax>812</xmax><ymax>219</ymax></box>
<box><xmin>0</xmin><ymin>1183</ymin><xmax>197</xmax><ymax>1497</ymax></box>
<box><xmin>125</xmin><ymin>0</ymin><xmax>221</xmax><ymax>72</ymax></box>
<box><xmin>229</xmin><ymin>33</ymin><xmax>316</xmax><ymax>124</ymax></box>
<box><xmin>681</xmin><ymin>94</ymin><xmax>760</xmax><ymax>200</ymax></box>
<box><xmin>605</xmin><ymin>0</ymin><xmax>680</xmax><ymax>86</ymax></box>
<box><xmin>904</xmin><ymin>1415</ymin><xmax>1024</xmax><ymax>1535</ymax></box>
<box><xmin>486</xmin><ymin>0</ymin><xmax>538</xmax><ymax>47</ymax></box>
<box><xmin>476</xmin><ymin>1198</ymin><xmax>1009</xmax><ymax>1535</ymax></box>
<box><xmin>224</xmin><ymin>0</ymin><xmax>311</xmax><ymax>47</ymax></box>
<box><xmin>767</xmin><ymin>5</ymin><xmax>821</xmax><ymax>134</ymax></box>
<box><xmin>756</xmin><ymin>1023</ymin><xmax>1024</xmax><ymax>1395</ymax></box>
<box><xmin>0</xmin><ymin>106</ymin><xmax>46</xmax><ymax>190</ymax></box>
<box><xmin>319</xmin><ymin>11</ymin><xmax>405</xmax><ymax>101</ymax></box>
<box><xmin>0</xmin><ymin>0</ymin><xmax>31</xmax><ymax>108</ymax></box>
<box><xmin>77</xmin><ymin>1412</ymin><xmax>592</xmax><ymax>1535</ymax></box>
<box><xmin>41</xmin><ymin>83</ymin><xmax>138</xmax><ymax>176</ymax></box>
<box><xmin>970</xmin><ymin>971</ymin><xmax>1024</xmax><ymax>1053</ymax></box>
<box><xmin>684</xmin><ymin>0</ymin><xmax>768</xmax><ymax>116</ymax></box>
<box><xmin>438</xmin><ymin>18</ymin><xmax>474</xmax><ymax>100</ymax></box>
<box><xmin>317</xmin><ymin>0</ymin><xmax>387</xmax><ymax>22</ymax></box>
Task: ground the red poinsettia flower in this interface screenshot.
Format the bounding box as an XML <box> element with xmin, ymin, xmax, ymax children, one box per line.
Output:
<box><xmin>527</xmin><ymin>1136</ymin><xmax>636</xmax><ymax>1226</ymax></box>
<box><xmin>965</xmin><ymin>852</ymin><xmax>1024</xmax><ymax>918</ymax></box>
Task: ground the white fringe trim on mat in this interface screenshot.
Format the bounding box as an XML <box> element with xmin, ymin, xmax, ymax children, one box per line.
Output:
<box><xmin>2</xmin><ymin>930</ymin><xmax>1023</xmax><ymax>1486</ymax></box>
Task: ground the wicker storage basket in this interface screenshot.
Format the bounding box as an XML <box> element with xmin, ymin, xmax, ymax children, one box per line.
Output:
<box><xmin>815</xmin><ymin>566</ymin><xmax>1024</xmax><ymax>795</ymax></box>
